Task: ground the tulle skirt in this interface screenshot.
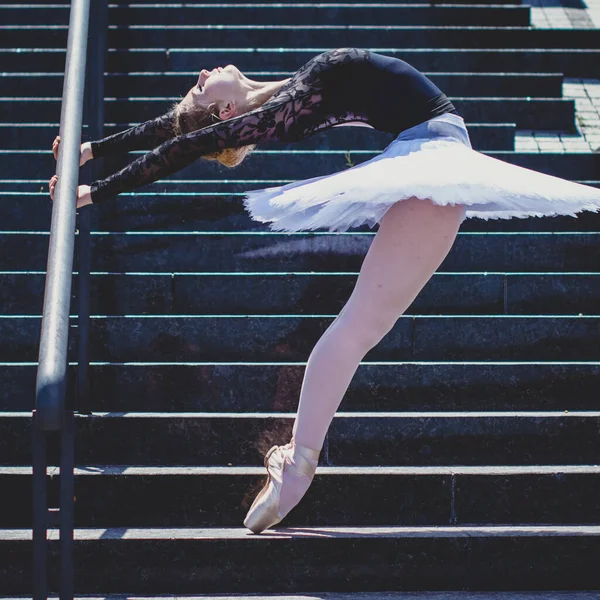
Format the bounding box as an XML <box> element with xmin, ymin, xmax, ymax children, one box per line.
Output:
<box><xmin>242</xmin><ymin>112</ymin><xmax>600</xmax><ymax>232</ymax></box>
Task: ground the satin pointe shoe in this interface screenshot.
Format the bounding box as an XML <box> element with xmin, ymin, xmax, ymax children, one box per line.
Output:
<box><xmin>244</xmin><ymin>439</ymin><xmax>320</xmax><ymax>534</ymax></box>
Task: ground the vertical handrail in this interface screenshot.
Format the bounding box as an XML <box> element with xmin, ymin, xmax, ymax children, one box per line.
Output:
<box><xmin>35</xmin><ymin>0</ymin><xmax>91</xmax><ymax>432</ymax></box>
<box><xmin>31</xmin><ymin>412</ymin><xmax>47</xmax><ymax>599</ymax></box>
<box><xmin>32</xmin><ymin>0</ymin><xmax>92</xmax><ymax>598</ymax></box>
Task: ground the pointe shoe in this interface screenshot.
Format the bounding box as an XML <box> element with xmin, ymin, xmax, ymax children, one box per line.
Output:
<box><xmin>244</xmin><ymin>439</ymin><xmax>320</xmax><ymax>534</ymax></box>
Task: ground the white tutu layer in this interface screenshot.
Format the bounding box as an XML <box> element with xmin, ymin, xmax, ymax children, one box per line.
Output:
<box><xmin>243</xmin><ymin>113</ymin><xmax>600</xmax><ymax>232</ymax></box>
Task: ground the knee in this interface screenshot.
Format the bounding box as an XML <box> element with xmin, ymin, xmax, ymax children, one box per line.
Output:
<box><xmin>338</xmin><ymin>308</ymin><xmax>399</xmax><ymax>354</ymax></box>
<box><xmin>363</xmin><ymin>311</ymin><xmax>399</xmax><ymax>351</ymax></box>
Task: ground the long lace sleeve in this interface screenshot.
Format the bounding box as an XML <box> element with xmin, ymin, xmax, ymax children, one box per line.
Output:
<box><xmin>89</xmin><ymin>48</ymin><xmax>373</xmax><ymax>203</ymax></box>
<box><xmin>90</xmin><ymin>110</ymin><xmax>176</xmax><ymax>158</ymax></box>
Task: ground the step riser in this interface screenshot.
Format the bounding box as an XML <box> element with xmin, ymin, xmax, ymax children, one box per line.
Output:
<box><xmin>13</xmin><ymin>28</ymin><xmax>600</xmax><ymax>50</ymax></box>
<box><xmin>1</xmin><ymin>74</ymin><xmax>564</xmax><ymax>100</ymax></box>
<box><xmin>1</xmin><ymin>6</ymin><xmax>532</xmax><ymax>26</ymax></box>
<box><xmin>3</xmin><ymin>364</ymin><xmax>600</xmax><ymax>413</ymax></box>
<box><xmin>2</xmin><ymin>536</ymin><xmax>599</xmax><ymax>594</ymax></box>
<box><xmin>6</xmin><ymin>194</ymin><xmax>600</xmax><ymax>234</ymax></box>
<box><xmin>102</xmin><ymin>151</ymin><xmax>600</xmax><ymax>181</ymax></box>
<box><xmin>3</xmin><ymin>273</ymin><xmax>600</xmax><ymax>316</ymax></box>
<box><xmin>2</xmin><ymin>471</ymin><xmax>599</xmax><ymax>527</ymax></box>
<box><xmin>7</xmin><ymin>180</ymin><xmax>598</xmax><ymax>195</ymax></box>
<box><xmin>2</xmin><ymin>234</ymin><xmax>600</xmax><ymax>273</ymax></box>
<box><xmin>2</xmin><ymin>415</ymin><xmax>599</xmax><ymax>465</ymax></box>
<box><xmin>3</xmin><ymin>363</ymin><xmax>600</xmax><ymax>413</ymax></box>
<box><xmin>8</xmin><ymin>148</ymin><xmax>598</xmax><ymax>187</ymax></box>
<box><xmin>0</xmin><ymin>123</ymin><xmax>516</xmax><ymax>152</ymax></box>
<box><xmin>1</xmin><ymin>98</ymin><xmax>575</xmax><ymax>131</ymax></box>
<box><xmin>2</xmin><ymin>50</ymin><xmax>598</xmax><ymax>78</ymax></box>
<box><xmin>10</xmin><ymin>27</ymin><xmax>600</xmax><ymax>51</ymax></box>
<box><xmin>2</xmin><ymin>315</ymin><xmax>600</xmax><ymax>362</ymax></box>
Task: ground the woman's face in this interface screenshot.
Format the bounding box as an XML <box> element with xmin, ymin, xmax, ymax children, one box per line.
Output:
<box><xmin>183</xmin><ymin>64</ymin><xmax>245</xmax><ymax>112</ymax></box>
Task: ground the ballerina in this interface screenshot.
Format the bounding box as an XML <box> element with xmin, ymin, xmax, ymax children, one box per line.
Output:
<box><xmin>49</xmin><ymin>47</ymin><xmax>600</xmax><ymax>534</ymax></box>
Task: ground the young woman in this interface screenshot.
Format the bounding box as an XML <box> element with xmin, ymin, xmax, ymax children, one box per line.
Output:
<box><xmin>50</xmin><ymin>47</ymin><xmax>600</xmax><ymax>534</ymax></box>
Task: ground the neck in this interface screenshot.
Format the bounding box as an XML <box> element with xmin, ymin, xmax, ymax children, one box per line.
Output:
<box><xmin>246</xmin><ymin>77</ymin><xmax>292</xmax><ymax>108</ymax></box>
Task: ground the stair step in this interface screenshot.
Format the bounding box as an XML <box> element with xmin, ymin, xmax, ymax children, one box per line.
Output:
<box><xmin>3</xmin><ymin>362</ymin><xmax>600</xmax><ymax>413</ymax></box>
<box><xmin>0</xmin><ymin>96</ymin><xmax>575</xmax><ymax>131</ymax></box>
<box><xmin>2</xmin><ymin>525</ymin><xmax>600</xmax><ymax>593</ymax></box>
<box><xmin>5</xmin><ymin>147</ymin><xmax>597</xmax><ymax>188</ymax></box>
<box><xmin>5</xmin><ymin>187</ymin><xmax>600</xmax><ymax>234</ymax></box>
<box><xmin>0</xmin><ymin>5</ymin><xmax>532</xmax><ymax>26</ymax></box>
<box><xmin>95</xmin><ymin>151</ymin><xmax>599</xmax><ymax>183</ymax></box>
<box><xmin>0</xmin><ymin>72</ymin><xmax>565</xmax><ymax>99</ymax></box>
<box><xmin>2</xmin><ymin>231</ymin><xmax>600</xmax><ymax>272</ymax></box>
<box><xmin>2</xmin><ymin>48</ymin><xmax>598</xmax><ymax>78</ymax></box>
<box><xmin>0</xmin><ymin>121</ymin><xmax>517</xmax><ymax>151</ymax></box>
<box><xmin>12</xmin><ymin>27</ymin><xmax>600</xmax><ymax>51</ymax></box>
<box><xmin>2</xmin><ymin>464</ymin><xmax>600</xmax><ymax>527</ymax></box>
<box><xmin>6</xmin><ymin>179</ymin><xmax>597</xmax><ymax>195</ymax></box>
<box><xmin>2</xmin><ymin>412</ymin><xmax>600</xmax><ymax>465</ymax></box>
<box><xmin>3</xmin><ymin>272</ymin><xmax>600</xmax><ymax>316</ymax></box>
<box><xmin>2</xmin><ymin>314</ymin><xmax>600</xmax><ymax>361</ymax></box>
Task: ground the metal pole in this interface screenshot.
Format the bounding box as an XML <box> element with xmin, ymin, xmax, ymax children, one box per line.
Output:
<box><xmin>35</xmin><ymin>0</ymin><xmax>91</xmax><ymax>431</ymax></box>
<box><xmin>34</xmin><ymin>0</ymin><xmax>91</xmax><ymax>596</ymax></box>
<box><xmin>60</xmin><ymin>411</ymin><xmax>75</xmax><ymax>600</ymax></box>
<box><xmin>32</xmin><ymin>411</ymin><xmax>48</xmax><ymax>600</ymax></box>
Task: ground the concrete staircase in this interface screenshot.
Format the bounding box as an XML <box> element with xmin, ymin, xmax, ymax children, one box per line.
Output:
<box><xmin>1</xmin><ymin>0</ymin><xmax>600</xmax><ymax>595</ymax></box>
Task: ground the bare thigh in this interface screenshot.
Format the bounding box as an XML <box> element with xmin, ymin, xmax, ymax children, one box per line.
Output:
<box><xmin>338</xmin><ymin>197</ymin><xmax>466</xmax><ymax>346</ymax></box>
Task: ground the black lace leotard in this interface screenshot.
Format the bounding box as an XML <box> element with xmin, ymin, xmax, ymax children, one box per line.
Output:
<box><xmin>89</xmin><ymin>47</ymin><xmax>457</xmax><ymax>203</ymax></box>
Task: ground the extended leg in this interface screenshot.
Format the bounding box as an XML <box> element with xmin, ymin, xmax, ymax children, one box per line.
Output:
<box><xmin>292</xmin><ymin>197</ymin><xmax>466</xmax><ymax>450</ymax></box>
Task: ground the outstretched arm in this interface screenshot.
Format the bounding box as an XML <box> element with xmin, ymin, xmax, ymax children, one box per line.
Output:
<box><xmin>89</xmin><ymin>110</ymin><xmax>177</xmax><ymax>158</ymax></box>
<box><xmin>90</xmin><ymin>91</ymin><xmax>328</xmax><ymax>203</ymax></box>
<box><xmin>49</xmin><ymin>110</ymin><xmax>178</xmax><ymax>207</ymax></box>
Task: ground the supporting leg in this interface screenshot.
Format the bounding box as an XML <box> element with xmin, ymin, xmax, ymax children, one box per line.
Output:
<box><xmin>292</xmin><ymin>198</ymin><xmax>466</xmax><ymax>452</ymax></box>
<box><xmin>245</xmin><ymin>198</ymin><xmax>466</xmax><ymax>532</ymax></box>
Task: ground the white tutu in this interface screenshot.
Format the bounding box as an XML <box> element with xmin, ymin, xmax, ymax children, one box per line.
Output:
<box><xmin>242</xmin><ymin>112</ymin><xmax>600</xmax><ymax>232</ymax></box>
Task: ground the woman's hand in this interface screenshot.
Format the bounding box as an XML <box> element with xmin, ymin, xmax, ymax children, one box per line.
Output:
<box><xmin>49</xmin><ymin>175</ymin><xmax>93</xmax><ymax>209</ymax></box>
<box><xmin>52</xmin><ymin>136</ymin><xmax>94</xmax><ymax>167</ymax></box>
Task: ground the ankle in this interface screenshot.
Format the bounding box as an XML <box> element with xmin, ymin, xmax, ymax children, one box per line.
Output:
<box><xmin>289</xmin><ymin>437</ymin><xmax>321</xmax><ymax>463</ymax></box>
<box><xmin>281</xmin><ymin>440</ymin><xmax>318</xmax><ymax>482</ymax></box>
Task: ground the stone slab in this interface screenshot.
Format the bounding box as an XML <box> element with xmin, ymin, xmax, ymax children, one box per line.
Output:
<box><xmin>1</xmin><ymin>49</ymin><xmax>600</xmax><ymax>78</ymax></box>
<box><xmin>1</xmin><ymin>526</ymin><xmax>600</xmax><ymax>594</ymax></box>
<box><xmin>0</xmin><ymin>97</ymin><xmax>575</xmax><ymax>131</ymax></box>
<box><xmin>0</xmin><ymin>73</ymin><xmax>562</xmax><ymax>100</ymax></box>
<box><xmin>0</xmin><ymin>6</ymin><xmax>533</xmax><ymax>27</ymax></box>
<box><xmin>3</xmin><ymin>232</ymin><xmax>600</xmax><ymax>273</ymax></box>
<box><xmin>1</xmin><ymin>412</ymin><xmax>599</xmax><ymax>465</ymax></box>
<box><xmin>3</xmin><ymin>362</ymin><xmax>600</xmax><ymax>413</ymax></box>
<box><xmin>2</xmin><ymin>465</ymin><xmax>600</xmax><ymax>528</ymax></box>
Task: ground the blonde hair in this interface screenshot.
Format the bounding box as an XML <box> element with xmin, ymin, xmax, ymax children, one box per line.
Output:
<box><xmin>172</xmin><ymin>97</ymin><xmax>261</xmax><ymax>168</ymax></box>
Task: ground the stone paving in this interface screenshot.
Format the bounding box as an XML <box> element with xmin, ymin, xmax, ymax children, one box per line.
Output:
<box><xmin>515</xmin><ymin>78</ymin><xmax>600</xmax><ymax>153</ymax></box>
<box><xmin>518</xmin><ymin>0</ymin><xmax>600</xmax><ymax>153</ymax></box>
